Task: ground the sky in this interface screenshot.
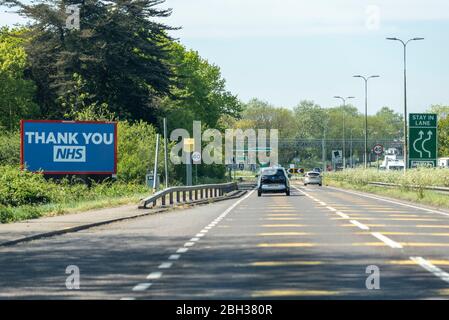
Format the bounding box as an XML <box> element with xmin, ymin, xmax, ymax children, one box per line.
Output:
<box><xmin>1</xmin><ymin>0</ymin><xmax>449</xmax><ymax>114</ymax></box>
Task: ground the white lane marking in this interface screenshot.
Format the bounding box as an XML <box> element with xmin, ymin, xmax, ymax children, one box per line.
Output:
<box><xmin>336</xmin><ymin>212</ymin><xmax>350</xmax><ymax>219</ymax></box>
<box><xmin>196</xmin><ymin>233</ymin><xmax>205</xmax><ymax>237</ymax></box>
<box><xmin>132</xmin><ymin>283</ymin><xmax>152</xmax><ymax>291</ymax></box>
<box><xmin>177</xmin><ymin>248</ymin><xmax>189</xmax><ymax>253</ymax></box>
<box><xmin>200</xmin><ymin>229</ymin><xmax>209</xmax><ymax>233</ymax></box>
<box><xmin>147</xmin><ymin>272</ymin><xmax>163</xmax><ymax>280</ymax></box>
<box><xmin>326</xmin><ymin>206</ymin><xmax>337</xmax><ymax>212</ymax></box>
<box><xmin>184</xmin><ymin>242</ymin><xmax>195</xmax><ymax>247</ymax></box>
<box><xmin>327</xmin><ymin>186</ymin><xmax>449</xmax><ymax>217</ymax></box>
<box><xmin>190</xmin><ymin>237</ymin><xmax>200</xmax><ymax>242</ymax></box>
<box><xmin>371</xmin><ymin>232</ymin><xmax>403</xmax><ymax>249</ymax></box>
<box><xmin>350</xmin><ymin>220</ymin><xmax>370</xmax><ymax>230</ymax></box>
<box><xmin>169</xmin><ymin>254</ymin><xmax>181</xmax><ymax>260</ymax></box>
<box><xmin>121</xmin><ymin>297</ymin><xmax>136</xmax><ymax>300</ymax></box>
<box><xmin>411</xmin><ymin>257</ymin><xmax>449</xmax><ymax>283</ymax></box>
<box><xmin>205</xmin><ymin>226</ymin><xmax>212</xmax><ymax>230</ymax></box>
<box><xmin>319</xmin><ymin>202</ymin><xmax>327</xmax><ymax>206</ymax></box>
<box><xmin>159</xmin><ymin>262</ymin><xmax>173</xmax><ymax>269</ymax></box>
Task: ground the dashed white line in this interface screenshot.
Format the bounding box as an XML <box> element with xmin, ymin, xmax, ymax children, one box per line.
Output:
<box><xmin>146</xmin><ymin>272</ymin><xmax>163</xmax><ymax>280</ymax></box>
<box><xmin>190</xmin><ymin>237</ymin><xmax>200</xmax><ymax>242</ymax></box>
<box><xmin>350</xmin><ymin>220</ymin><xmax>370</xmax><ymax>231</ymax></box>
<box><xmin>159</xmin><ymin>262</ymin><xmax>173</xmax><ymax>269</ymax></box>
<box><xmin>336</xmin><ymin>212</ymin><xmax>350</xmax><ymax>219</ymax></box>
<box><xmin>411</xmin><ymin>257</ymin><xmax>449</xmax><ymax>283</ymax></box>
<box><xmin>169</xmin><ymin>254</ymin><xmax>181</xmax><ymax>260</ymax></box>
<box><xmin>132</xmin><ymin>283</ymin><xmax>152</xmax><ymax>291</ymax></box>
<box><xmin>184</xmin><ymin>242</ymin><xmax>195</xmax><ymax>247</ymax></box>
<box><xmin>176</xmin><ymin>248</ymin><xmax>189</xmax><ymax>253</ymax></box>
<box><xmin>371</xmin><ymin>232</ymin><xmax>403</xmax><ymax>249</ymax></box>
<box><xmin>196</xmin><ymin>233</ymin><xmax>205</xmax><ymax>237</ymax></box>
<box><xmin>326</xmin><ymin>206</ymin><xmax>337</xmax><ymax>212</ymax></box>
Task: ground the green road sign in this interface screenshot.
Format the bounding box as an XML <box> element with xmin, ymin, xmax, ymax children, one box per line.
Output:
<box><xmin>409</xmin><ymin>113</ymin><xmax>438</xmax><ymax>168</ymax></box>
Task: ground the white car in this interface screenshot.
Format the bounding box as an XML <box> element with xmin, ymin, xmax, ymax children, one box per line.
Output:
<box><xmin>304</xmin><ymin>171</ymin><xmax>322</xmax><ymax>186</ymax></box>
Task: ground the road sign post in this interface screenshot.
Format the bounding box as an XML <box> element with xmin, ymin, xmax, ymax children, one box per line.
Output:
<box><xmin>409</xmin><ymin>114</ymin><xmax>438</xmax><ymax>168</ymax></box>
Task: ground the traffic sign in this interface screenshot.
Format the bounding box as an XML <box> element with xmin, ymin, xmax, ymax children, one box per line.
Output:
<box><xmin>332</xmin><ymin>150</ymin><xmax>343</xmax><ymax>164</ymax></box>
<box><xmin>192</xmin><ymin>151</ymin><xmax>201</xmax><ymax>163</ymax></box>
<box><xmin>409</xmin><ymin>113</ymin><xmax>438</xmax><ymax>168</ymax></box>
<box><xmin>373</xmin><ymin>144</ymin><xmax>384</xmax><ymax>156</ymax></box>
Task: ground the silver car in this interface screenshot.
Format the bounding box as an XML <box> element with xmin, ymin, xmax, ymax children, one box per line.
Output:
<box><xmin>304</xmin><ymin>171</ymin><xmax>322</xmax><ymax>186</ymax></box>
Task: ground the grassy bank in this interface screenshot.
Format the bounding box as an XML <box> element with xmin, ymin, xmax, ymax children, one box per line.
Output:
<box><xmin>0</xmin><ymin>165</ymin><xmax>150</xmax><ymax>223</ymax></box>
<box><xmin>325</xmin><ymin>168</ymin><xmax>449</xmax><ymax>210</ymax></box>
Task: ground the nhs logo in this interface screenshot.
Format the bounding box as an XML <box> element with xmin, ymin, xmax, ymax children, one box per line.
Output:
<box><xmin>53</xmin><ymin>146</ymin><xmax>86</xmax><ymax>163</ymax></box>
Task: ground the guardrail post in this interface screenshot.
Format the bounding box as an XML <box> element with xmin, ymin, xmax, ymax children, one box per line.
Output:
<box><xmin>161</xmin><ymin>194</ymin><xmax>166</xmax><ymax>206</ymax></box>
<box><xmin>169</xmin><ymin>192</ymin><xmax>173</xmax><ymax>205</ymax></box>
<box><xmin>195</xmin><ymin>190</ymin><xmax>198</xmax><ymax>200</ymax></box>
<box><xmin>176</xmin><ymin>191</ymin><xmax>180</xmax><ymax>203</ymax></box>
<box><xmin>189</xmin><ymin>190</ymin><xmax>193</xmax><ymax>201</ymax></box>
<box><xmin>183</xmin><ymin>191</ymin><xmax>186</xmax><ymax>202</ymax></box>
<box><xmin>200</xmin><ymin>189</ymin><xmax>204</xmax><ymax>199</ymax></box>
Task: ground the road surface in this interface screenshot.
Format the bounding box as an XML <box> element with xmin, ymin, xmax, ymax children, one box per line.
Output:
<box><xmin>2</xmin><ymin>184</ymin><xmax>449</xmax><ymax>299</ymax></box>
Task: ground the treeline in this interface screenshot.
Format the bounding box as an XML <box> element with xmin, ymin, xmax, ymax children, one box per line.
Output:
<box><xmin>232</xmin><ymin>99</ymin><xmax>449</xmax><ymax>167</ymax></box>
<box><xmin>0</xmin><ymin>0</ymin><xmax>241</xmax><ymax>132</ymax></box>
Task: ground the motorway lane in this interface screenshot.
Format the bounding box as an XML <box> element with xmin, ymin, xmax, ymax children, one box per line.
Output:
<box><xmin>2</xmin><ymin>185</ymin><xmax>449</xmax><ymax>299</ymax></box>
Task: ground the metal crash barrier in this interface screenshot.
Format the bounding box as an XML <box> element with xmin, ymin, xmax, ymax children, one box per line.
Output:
<box><xmin>138</xmin><ymin>182</ymin><xmax>238</xmax><ymax>209</ymax></box>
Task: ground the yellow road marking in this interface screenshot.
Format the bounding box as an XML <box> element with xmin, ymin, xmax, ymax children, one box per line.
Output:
<box><xmin>250</xmin><ymin>261</ymin><xmax>323</xmax><ymax>267</ymax></box>
<box><xmin>417</xmin><ymin>225</ymin><xmax>449</xmax><ymax>229</ymax></box>
<box><xmin>258</xmin><ymin>232</ymin><xmax>312</xmax><ymax>236</ymax></box>
<box><xmin>251</xmin><ymin>290</ymin><xmax>340</xmax><ymax>297</ymax></box>
<box><xmin>357</xmin><ymin>232</ymin><xmax>449</xmax><ymax>237</ymax></box>
<box><xmin>261</xmin><ymin>224</ymin><xmax>306</xmax><ymax>227</ymax></box>
<box><xmin>266</xmin><ymin>214</ymin><xmax>300</xmax><ymax>217</ymax></box>
<box><xmin>400</xmin><ymin>243</ymin><xmax>449</xmax><ymax>247</ymax></box>
<box><xmin>390</xmin><ymin>260</ymin><xmax>449</xmax><ymax>266</ymax></box>
<box><xmin>332</xmin><ymin>218</ymin><xmax>439</xmax><ymax>221</ymax></box>
<box><xmin>258</xmin><ymin>243</ymin><xmax>315</xmax><ymax>248</ymax></box>
<box><xmin>264</xmin><ymin>218</ymin><xmax>303</xmax><ymax>221</ymax></box>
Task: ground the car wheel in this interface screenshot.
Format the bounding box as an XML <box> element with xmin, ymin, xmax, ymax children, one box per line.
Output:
<box><xmin>319</xmin><ymin>184</ymin><xmax>322</xmax><ymax>187</ymax></box>
<box><xmin>304</xmin><ymin>183</ymin><xmax>307</xmax><ymax>186</ymax></box>
<box><xmin>286</xmin><ymin>190</ymin><xmax>290</xmax><ymax>196</ymax></box>
<box><xmin>258</xmin><ymin>190</ymin><xmax>262</xmax><ymax>197</ymax></box>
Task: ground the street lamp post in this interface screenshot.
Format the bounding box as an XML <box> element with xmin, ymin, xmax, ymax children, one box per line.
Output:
<box><xmin>386</xmin><ymin>37</ymin><xmax>424</xmax><ymax>171</ymax></box>
<box><xmin>353</xmin><ymin>75</ymin><xmax>380</xmax><ymax>169</ymax></box>
<box><xmin>334</xmin><ymin>96</ymin><xmax>355</xmax><ymax>170</ymax></box>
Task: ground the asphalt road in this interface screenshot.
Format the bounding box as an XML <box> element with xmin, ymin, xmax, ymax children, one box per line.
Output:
<box><xmin>2</xmin><ymin>184</ymin><xmax>449</xmax><ymax>299</ymax></box>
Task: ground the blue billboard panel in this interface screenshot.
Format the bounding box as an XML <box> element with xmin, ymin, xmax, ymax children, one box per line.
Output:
<box><xmin>21</xmin><ymin>120</ymin><xmax>117</xmax><ymax>174</ymax></box>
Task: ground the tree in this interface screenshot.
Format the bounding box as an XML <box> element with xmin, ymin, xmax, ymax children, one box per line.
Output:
<box><xmin>0</xmin><ymin>27</ymin><xmax>39</xmax><ymax>131</ymax></box>
<box><xmin>161</xmin><ymin>42</ymin><xmax>241</xmax><ymax>132</ymax></box>
<box><xmin>429</xmin><ymin>105</ymin><xmax>449</xmax><ymax>157</ymax></box>
<box><xmin>1</xmin><ymin>0</ymin><xmax>176</xmax><ymax>124</ymax></box>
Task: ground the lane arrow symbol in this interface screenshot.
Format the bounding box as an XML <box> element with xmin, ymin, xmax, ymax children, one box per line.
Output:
<box><xmin>413</xmin><ymin>131</ymin><xmax>424</xmax><ymax>157</ymax></box>
<box><xmin>422</xmin><ymin>130</ymin><xmax>433</xmax><ymax>158</ymax></box>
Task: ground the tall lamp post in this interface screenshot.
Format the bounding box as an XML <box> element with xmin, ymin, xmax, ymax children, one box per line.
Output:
<box><xmin>353</xmin><ymin>75</ymin><xmax>380</xmax><ymax>169</ymax></box>
<box><xmin>334</xmin><ymin>96</ymin><xmax>355</xmax><ymax>170</ymax></box>
<box><xmin>386</xmin><ymin>37</ymin><xmax>424</xmax><ymax>171</ymax></box>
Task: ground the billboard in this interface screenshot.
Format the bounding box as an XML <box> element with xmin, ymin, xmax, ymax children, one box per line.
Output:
<box><xmin>21</xmin><ymin>120</ymin><xmax>117</xmax><ymax>174</ymax></box>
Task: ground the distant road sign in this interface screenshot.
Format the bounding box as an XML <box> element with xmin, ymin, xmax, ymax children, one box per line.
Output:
<box><xmin>192</xmin><ymin>151</ymin><xmax>201</xmax><ymax>163</ymax></box>
<box><xmin>21</xmin><ymin>120</ymin><xmax>117</xmax><ymax>174</ymax></box>
<box><xmin>409</xmin><ymin>113</ymin><xmax>438</xmax><ymax>168</ymax></box>
<box><xmin>332</xmin><ymin>150</ymin><xmax>343</xmax><ymax>163</ymax></box>
<box><xmin>373</xmin><ymin>144</ymin><xmax>384</xmax><ymax>155</ymax></box>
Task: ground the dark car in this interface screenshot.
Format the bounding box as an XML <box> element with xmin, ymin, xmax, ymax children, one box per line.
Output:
<box><xmin>257</xmin><ymin>167</ymin><xmax>290</xmax><ymax>197</ymax></box>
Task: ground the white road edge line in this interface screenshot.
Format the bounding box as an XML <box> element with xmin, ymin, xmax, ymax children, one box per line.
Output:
<box><xmin>327</xmin><ymin>186</ymin><xmax>449</xmax><ymax>217</ymax></box>
<box><xmin>336</xmin><ymin>212</ymin><xmax>350</xmax><ymax>219</ymax></box>
<box><xmin>410</xmin><ymin>256</ymin><xmax>449</xmax><ymax>283</ymax></box>
<box><xmin>371</xmin><ymin>232</ymin><xmax>403</xmax><ymax>249</ymax></box>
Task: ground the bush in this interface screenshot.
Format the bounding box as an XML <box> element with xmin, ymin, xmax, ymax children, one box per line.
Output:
<box><xmin>0</xmin><ymin>131</ymin><xmax>20</xmax><ymax>165</ymax></box>
<box><xmin>0</xmin><ymin>165</ymin><xmax>56</xmax><ymax>206</ymax></box>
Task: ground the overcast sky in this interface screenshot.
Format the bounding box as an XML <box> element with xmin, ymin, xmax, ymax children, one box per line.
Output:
<box><xmin>2</xmin><ymin>0</ymin><xmax>449</xmax><ymax>114</ymax></box>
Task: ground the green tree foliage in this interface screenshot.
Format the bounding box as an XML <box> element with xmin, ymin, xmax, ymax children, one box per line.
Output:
<box><xmin>0</xmin><ymin>27</ymin><xmax>39</xmax><ymax>131</ymax></box>
<box><xmin>162</xmin><ymin>42</ymin><xmax>241</xmax><ymax>132</ymax></box>
<box><xmin>428</xmin><ymin>105</ymin><xmax>449</xmax><ymax>157</ymax></box>
<box><xmin>1</xmin><ymin>0</ymin><xmax>176</xmax><ymax>124</ymax></box>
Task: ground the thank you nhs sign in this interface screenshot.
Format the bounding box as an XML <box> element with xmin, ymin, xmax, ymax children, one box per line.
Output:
<box><xmin>21</xmin><ymin>120</ymin><xmax>117</xmax><ymax>174</ymax></box>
